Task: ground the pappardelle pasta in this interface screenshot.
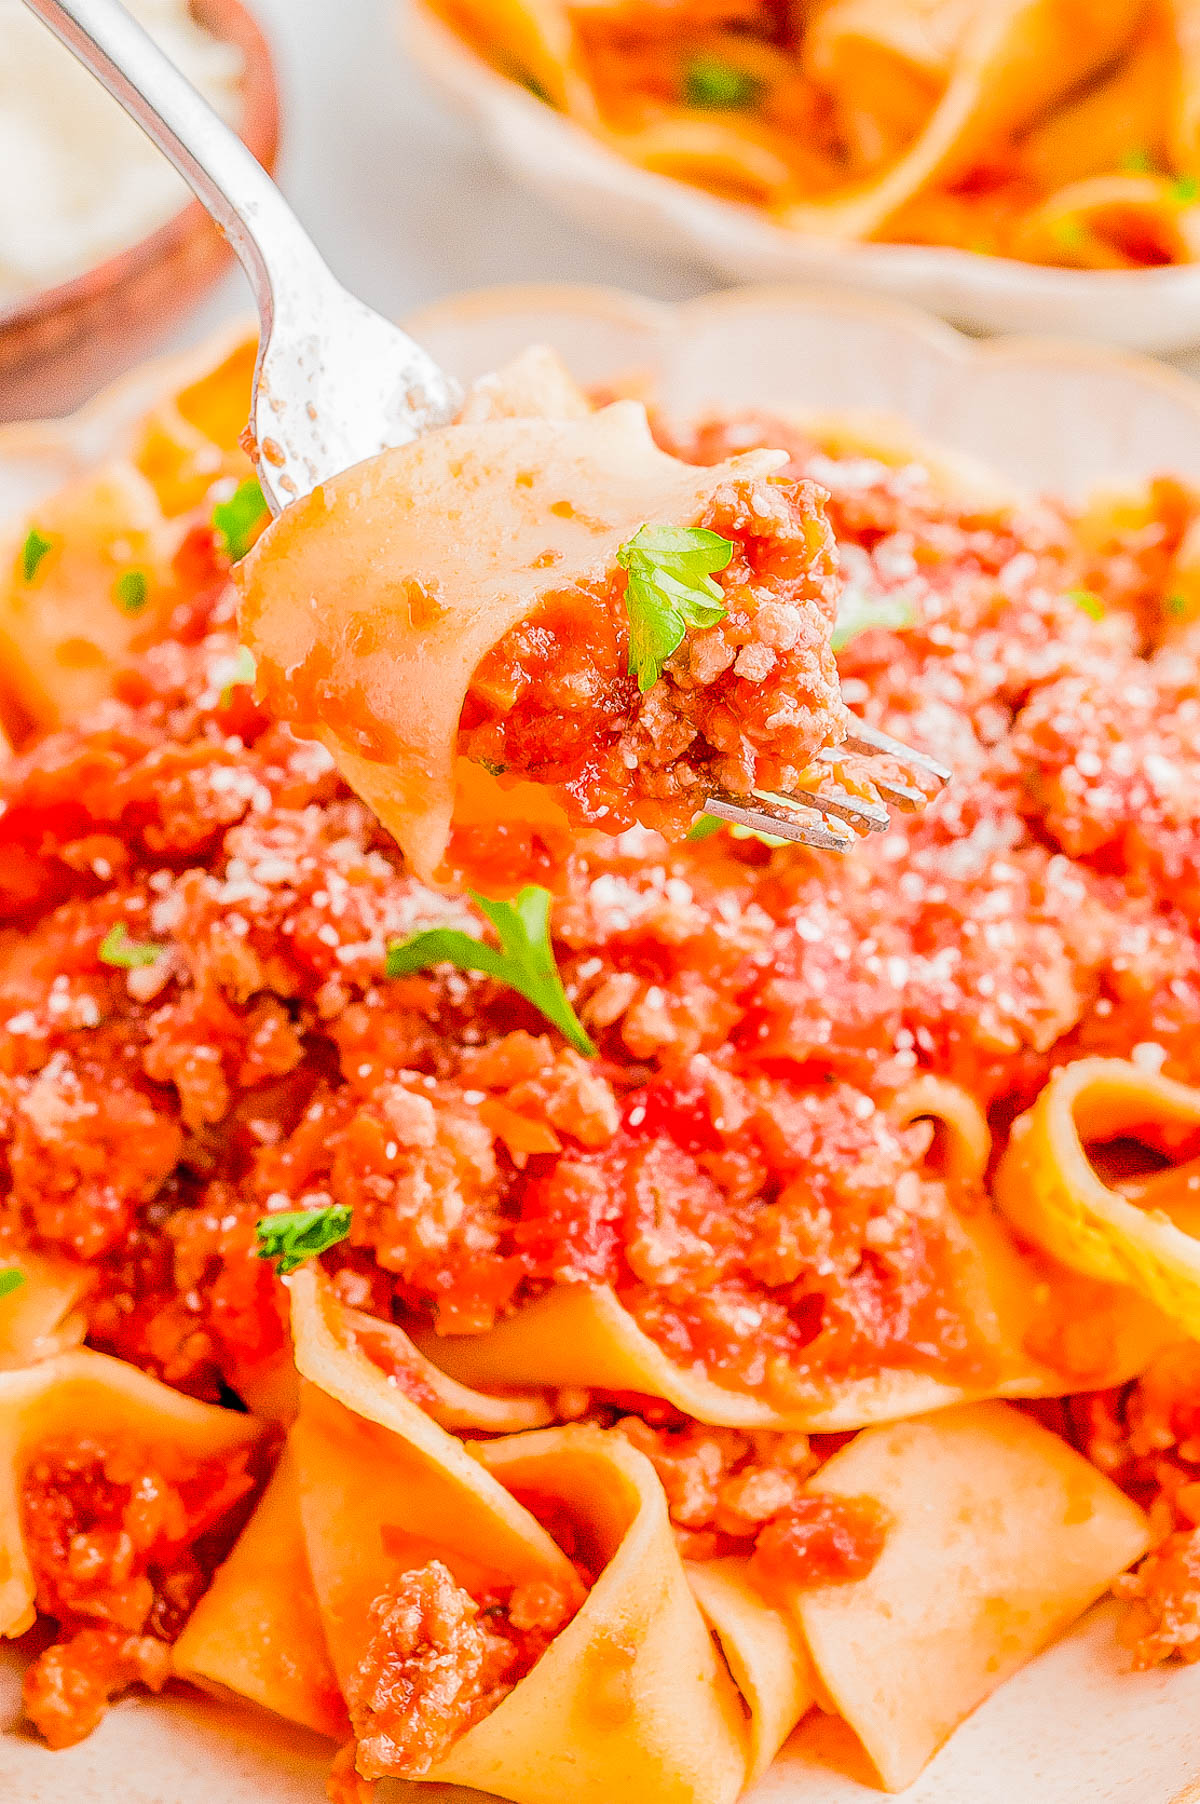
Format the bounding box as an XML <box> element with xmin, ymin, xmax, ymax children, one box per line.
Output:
<box><xmin>422</xmin><ymin>0</ymin><xmax>1200</xmax><ymax>271</ymax></box>
<box><xmin>3</xmin><ymin>331</ymin><xmax>1200</xmax><ymax>1801</ymax></box>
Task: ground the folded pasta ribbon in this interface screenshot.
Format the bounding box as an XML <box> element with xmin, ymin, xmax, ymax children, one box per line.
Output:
<box><xmin>179</xmin><ymin>1267</ymin><xmax>760</xmax><ymax>1802</ymax></box>
<box><xmin>994</xmin><ymin>1056</ymin><xmax>1200</xmax><ymax>1339</ymax></box>
<box><xmin>0</xmin><ymin>1349</ymin><xmax>262</xmax><ymax>1641</ymax></box>
<box><xmin>0</xmin><ymin>1249</ymin><xmax>91</xmax><ymax>1371</ymax></box>
<box><xmin>776</xmin><ymin>1400</ymin><xmax>1149</xmax><ymax>1792</ymax></box>
<box><xmin>238</xmin><ymin>377</ymin><xmax>783</xmax><ymax>883</ymax></box>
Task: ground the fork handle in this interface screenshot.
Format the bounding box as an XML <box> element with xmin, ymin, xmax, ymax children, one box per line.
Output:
<box><xmin>20</xmin><ymin>0</ymin><xmax>326</xmax><ymax>330</ymax></box>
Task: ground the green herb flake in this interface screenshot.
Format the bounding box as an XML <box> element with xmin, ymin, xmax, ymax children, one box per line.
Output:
<box><xmin>21</xmin><ymin>528</ymin><xmax>53</xmax><ymax>583</ymax></box>
<box><xmin>0</xmin><ymin>1269</ymin><xmax>25</xmax><ymax>1300</ymax></box>
<box><xmin>218</xmin><ymin>644</ymin><xmax>257</xmax><ymax>708</ymax></box>
<box><xmin>114</xmin><ymin>569</ymin><xmax>149</xmax><ymax>614</ymax></box>
<box><xmin>831</xmin><ymin>587</ymin><xmax>916</xmax><ymax>652</ymax></box>
<box><xmin>1167</xmin><ymin>591</ymin><xmax>1190</xmax><ymax>618</ymax></box>
<box><xmin>684</xmin><ymin>55</ymin><xmax>762</xmax><ymax>110</ymax></box>
<box><xmin>1050</xmin><ymin>216</ymin><xmax>1088</xmax><ymax>251</ymax></box>
<box><xmin>1068</xmin><ymin>588</ymin><xmax>1105</xmax><ymax>621</ymax></box>
<box><xmin>98</xmin><ymin>922</ymin><xmax>164</xmax><ymax>969</ymax></box>
<box><xmin>686</xmin><ymin>813</ymin><xmax>788</xmax><ymax>848</ymax></box>
<box><xmin>255</xmin><ymin>1205</ymin><xmax>352</xmax><ymax>1276</ymax></box>
<box><xmin>386</xmin><ymin>886</ymin><xmax>596</xmax><ymax>1057</ymax></box>
<box><xmin>1173</xmin><ymin>174</ymin><xmax>1200</xmax><ymax>206</ymax></box>
<box><xmin>617</xmin><ymin>523</ymin><xmax>734</xmax><ymax>693</ymax></box>
<box><xmin>1119</xmin><ymin>147</ymin><xmax>1156</xmax><ymax>174</ymax></box>
<box><xmin>213</xmin><ymin>477</ymin><xmax>268</xmax><ymax>563</ymax></box>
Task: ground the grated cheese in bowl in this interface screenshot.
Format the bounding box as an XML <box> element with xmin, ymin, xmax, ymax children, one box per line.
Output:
<box><xmin>0</xmin><ymin>0</ymin><xmax>244</xmax><ymax>308</ymax></box>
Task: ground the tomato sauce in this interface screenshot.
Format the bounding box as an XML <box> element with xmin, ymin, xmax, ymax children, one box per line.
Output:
<box><xmin>4</xmin><ymin>414</ymin><xmax>1200</xmax><ymax>1725</ymax></box>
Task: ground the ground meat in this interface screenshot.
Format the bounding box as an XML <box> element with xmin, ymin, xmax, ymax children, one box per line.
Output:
<box><xmin>343</xmin><ymin>1559</ymin><xmax>577</xmax><ymax>1780</ymax></box>
<box><xmin>7</xmin><ymin>411</ymin><xmax>1200</xmax><ymax>1702</ymax></box>
<box><xmin>1029</xmin><ymin>1345</ymin><xmax>1200</xmax><ymax>1665</ymax></box>
<box><xmin>459</xmin><ymin>472</ymin><xmax>847</xmax><ymax>837</ymax></box>
<box><xmin>23</xmin><ymin>1628</ymin><xmax>172</xmax><ymax>1750</ymax></box>
<box><xmin>19</xmin><ymin>1434</ymin><xmax>256</xmax><ymax>1746</ymax></box>
<box><xmin>1114</xmin><ymin>1530</ymin><xmax>1200</xmax><ymax>1666</ymax></box>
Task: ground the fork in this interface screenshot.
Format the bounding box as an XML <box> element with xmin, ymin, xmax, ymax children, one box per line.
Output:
<box><xmin>22</xmin><ymin>0</ymin><xmax>950</xmax><ymax>850</ymax></box>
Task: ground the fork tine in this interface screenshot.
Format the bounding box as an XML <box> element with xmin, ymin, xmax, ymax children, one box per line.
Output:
<box><xmin>766</xmin><ymin>781</ymin><xmax>892</xmax><ymax>834</ymax></box>
<box><xmin>702</xmin><ymin>793</ymin><xmax>853</xmax><ymax>852</ymax></box>
<box><xmin>816</xmin><ymin>749</ymin><xmax>929</xmax><ymax>813</ymax></box>
<box><xmin>841</xmin><ymin>720</ymin><xmax>952</xmax><ymax>785</ymax></box>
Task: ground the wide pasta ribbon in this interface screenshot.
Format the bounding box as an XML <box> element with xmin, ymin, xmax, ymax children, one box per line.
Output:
<box><xmin>0</xmin><ymin>1249</ymin><xmax>91</xmax><ymax>1370</ymax></box>
<box><xmin>180</xmin><ymin>1267</ymin><xmax>764</xmax><ymax>1802</ymax></box>
<box><xmin>238</xmin><ymin>398</ymin><xmax>783</xmax><ymax>883</ymax></box>
<box><xmin>0</xmin><ymin>1348</ymin><xmax>262</xmax><ymax>1640</ymax></box>
<box><xmin>777</xmin><ymin>1400</ymin><xmax>1150</xmax><ymax>1792</ymax></box>
<box><xmin>994</xmin><ymin>1056</ymin><xmax>1200</xmax><ymax>1340</ymax></box>
<box><xmin>781</xmin><ymin>0</ymin><xmax>1146</xmax><ymax>240</ymax></box>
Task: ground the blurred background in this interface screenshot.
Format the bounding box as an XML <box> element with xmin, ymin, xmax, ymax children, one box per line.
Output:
<box><xmin>7</xmin><ymin>0</ymin><xmax>1200</xmax><ymax>416</ymax></box>
<box><xmin>188</xmin><ymin>0</ymin><xmax>709</xmax><ymax>326</ymax></box>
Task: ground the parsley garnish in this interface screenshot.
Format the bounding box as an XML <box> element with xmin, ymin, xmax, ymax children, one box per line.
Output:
<box><xmin>831</xmin><ymin>587</ymin><xmax>915</xmax><ymax>651</ymax></box>
<box><xmin>617</xmin><ymin>524</ymin><xmax>733</xmax><ymax>693</ymax></box>
<box><xmin>98</xmin><ymin>923</ymin><xmax>164</xmax><ymax>969</ymax></box>
<box><xmin>386</xmin><ymin>886</ymin><xmax>596</xmax><ymax>1057</ymax></box>
<box><xmin>115</xmin><ymin>569</ymin><xmax>149</xmax><ymax>614</ymax></box>
<box><xmin>1050</xmin><ymin>216</ymin><xmax>1088</xmax><ymax>250</ymax></box>
<box><xmin>217</xmin><ymin>645</ymin><xmax>257</xmax><ymax>707</ymax></box>
<box><xmin>685</xmin><ymin>814</ymin><xmax>786</xmax><ymax>848</ymax></box>
<box><xmin>1174</xmin><ymin>174</ymin><xmax>1199</xmax><ymax>205</ymax></box>
<box><xmin>255</xmin><ymin>1205</ymin><xmax>352</xmax><ymax>1275</ymax></box>
<box><xmin>21</xmin><ymin>528</ymin><xmax>53</xmax><ymax>583</ymax></box>
<box><xmin>1167</xmin><ymin>592</ymin><xmax>1189</xmax><ymax>618</ymax></box>
<box><xmin>1120</xmin><ymin>147</ymin><xmax>1155</xmax><ymax>174</ymax></box>
<box><xmin>213</xmin><ymin>477</ymin><xmax>268</xmax><ymax>563</ymax></box>
<box><xmin>0</xmin><ymin>1269</ymin><xmax>25</xmax><ymax>1300</ymax></box>
<box><xmin>1068</xmin><ymin>588</ymin><xmax>1105</xmax><ymax>621</ymax></box>
<box><xmin>684</xmin><ymin>56</ymin><xmax>762</xmax><ymax>109</ymax></box>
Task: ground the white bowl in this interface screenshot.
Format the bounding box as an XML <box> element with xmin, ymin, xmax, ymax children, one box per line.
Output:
<box><xmin>4</xmin><ymin>283</ymin><xmax>1200</xmax><ymax>1802</ymax></box>
<box><xmin>404</xmin><ymin>1</ymin><xmax>1200</xmax><ymax>357</ymax></box>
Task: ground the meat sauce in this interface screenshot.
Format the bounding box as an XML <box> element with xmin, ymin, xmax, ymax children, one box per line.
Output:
<box><xmin>4</xmin><ymin>414</ymin><xmax>1200</xmax><ymax>1743</ymax></box>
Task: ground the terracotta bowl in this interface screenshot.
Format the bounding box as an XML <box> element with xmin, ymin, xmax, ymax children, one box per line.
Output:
<box><xmin>0</xmin><ymin>0</ymin><xmax>278</xmax><ymax>422</ymax></box>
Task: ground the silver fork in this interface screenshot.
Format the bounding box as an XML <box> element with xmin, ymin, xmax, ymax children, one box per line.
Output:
<box><xmin>22</xmin><ymin>0</ymin><xmax>949</xmax><ymax>850</ymax></box>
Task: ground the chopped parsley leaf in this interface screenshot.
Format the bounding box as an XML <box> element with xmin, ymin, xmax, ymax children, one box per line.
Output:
<box><xmin>0</xmin><ymin>1269</ymin><xmax>25</xmax><ymax>1300</ymax></box>
<box><xmin>115</xmin><ymin>569</ymin><xmax>149</xmax><ymax>614</ymax></box>
<box><xmin>213</xmin><ymin>477</ymin><xmax>268</xmax><ymax>563</ymax></box>
<box><xmin>1119</xmin><ymin>147</ymin><xmax>1156</xmax><ymax>174</ymax></box>
<box><xmin>99</xmin><ymin>922</ymin><xmax>164</xmax><ymax>969</ymax></box>
<box><xmin>687</xmin><ymin>814</ymin><xmax>725</xmax><ymax>841</ymax></box>
<box><xmin>1167</xmin><ymin>592</ymin><xmax>1190</xmax><ymax>617</ymax></box>
<box><xmin>1068</xmin><ymin>588</ymin><xmax>1105</xmax><ymax>621</ymax></box>
<box><xmin>617</xmin><ymin>523</ymin><xmax>733</xmax><ymax>692</ymax></box>
<box><xmin>684</xmin><ymin>56</ymin><xmax>762</xmax><ymax>110</ymax></box>
<box><xmin>1174</xmin><ymin>174</ymin><xmax>1199</xmax><ymax>205</ymax></box>
<box><xmin>831</xmin><ymin>586</ymin><xmax>915</xmax><ymax>651</ymax></box>
<box><xmin>21</xmin><ymin>528</ymin><xmax>53</xmax><ymax>583</ymax></box>
<box><xmin>217</xmin><ymin>645</ymin><xmax>257</xmax><ymax>708</ymax></box>
<box><xmin>386</xmin><ymin>886</ymin><xmax>596</xmax><ymax>1057</ymax></box>
<box><xmin>255</xmin><ymin>1205</ymin><xmax>352</xmax><ymax>1275</ymax></box>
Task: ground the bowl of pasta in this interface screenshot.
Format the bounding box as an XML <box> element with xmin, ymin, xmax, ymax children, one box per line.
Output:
<box><xmin>4</xmin><ymin>282</ymin><xmax>1200</xmax><ymax>1804</ymax></box>
<box><xmin>404</xmin><ymin>0</ymin><xmax>1200</xmax><ymax>352</ymax></box>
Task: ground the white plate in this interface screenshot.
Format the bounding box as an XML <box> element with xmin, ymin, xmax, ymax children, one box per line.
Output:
<box><xmin>3</xmin><ymin>283</ymin><xmax>1200</xmax><ymax>1802</ymax></box>
<box><xmin>403</xmin><ymin>2</ymin><xmax>1200</xmax><ymax>356</ymax></box>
